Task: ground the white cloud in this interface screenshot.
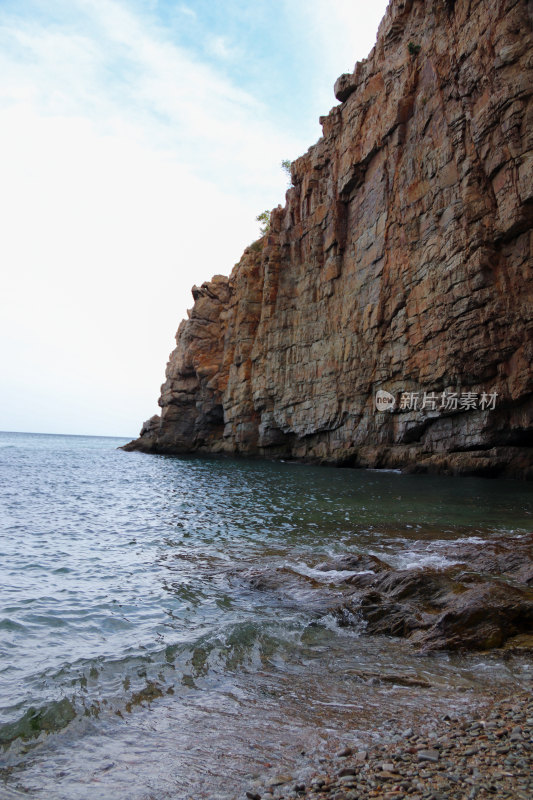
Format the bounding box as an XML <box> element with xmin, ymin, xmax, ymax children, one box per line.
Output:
<box><xmin>207</xmin><ymin>34</ymin><xmax>241</xmax><ymax>61</ymax></box>
<box><xmin>177</xmin><ymin>5</ymin><xmax>197</xmax><ymax>20</ymax></box>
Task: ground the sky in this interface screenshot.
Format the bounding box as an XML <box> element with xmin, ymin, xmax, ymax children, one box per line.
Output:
<box><xmin>0</xmin><ymin>0</ymin><xmax>389</xmax><ymax>438</ymax></box>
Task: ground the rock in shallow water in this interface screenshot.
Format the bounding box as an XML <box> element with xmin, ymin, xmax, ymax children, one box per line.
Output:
<box><xmin>337</xmin><ymin>534</ymin><xmax>533</xmax><ymax>652</ymax></box>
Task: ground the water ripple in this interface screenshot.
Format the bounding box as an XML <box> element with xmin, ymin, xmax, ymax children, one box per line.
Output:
<box><xmin>0</xmin><ymin>431</ymin><xmax>532</xmax><ymax>797</ymax></box>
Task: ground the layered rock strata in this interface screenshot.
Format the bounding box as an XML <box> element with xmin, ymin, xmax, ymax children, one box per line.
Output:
<box><xmin>125</xmin><ymin>0</ymin><xmax>533</xmax><ymax>477</ymax></box>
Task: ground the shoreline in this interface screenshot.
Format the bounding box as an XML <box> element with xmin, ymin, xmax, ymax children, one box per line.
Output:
<box><xmin>248</xmin><ymin>689</ymin><xmax>533</xmax><ymax>800</ymax></box>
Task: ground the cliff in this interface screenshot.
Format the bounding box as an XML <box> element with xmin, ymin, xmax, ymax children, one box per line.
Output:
<box><xmin>124</xmin><ymin>0</ymin><xmax>533</xmax><ymax>478</ymax></box>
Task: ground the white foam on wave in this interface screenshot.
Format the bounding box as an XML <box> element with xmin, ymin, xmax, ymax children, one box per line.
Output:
<box><xmin>288</xmin><ymin>562</ymin><xmax>374</xmax><ymax>583</ymax></box>
<box><xmin>373</xmin><ymin>532</ymin><xmax>502</xmax><ymax>572</ymax></box>
<box><xmin>450</xmin><ymin>536</ymin><xmax>487</xmax><ymax>544</ymax></box>
<box><xmin>382</xmin><ymin>551</ymin><xmax>458</xmax><ymax>571</ymax></box>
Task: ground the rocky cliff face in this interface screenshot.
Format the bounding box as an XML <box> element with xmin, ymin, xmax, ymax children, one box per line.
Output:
<box><xmin>124</xmin><ymin>0</ymin><xmax>533</xmax><ymax>478</ymax></box>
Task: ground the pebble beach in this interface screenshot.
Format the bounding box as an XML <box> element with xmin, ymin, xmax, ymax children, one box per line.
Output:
<box><xmin>249</xmin><ymin>691</ymin><xmax>533</xmax><ymax>800</ymax></box>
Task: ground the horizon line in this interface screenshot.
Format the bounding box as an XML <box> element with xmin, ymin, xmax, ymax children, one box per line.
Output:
<box><xmin>0</xmin><ymin>429</ymin><xmax>133</xmax><ymax>440</ymax></box>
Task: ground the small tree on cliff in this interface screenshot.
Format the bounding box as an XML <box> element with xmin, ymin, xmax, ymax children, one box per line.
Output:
<box><xmin>281</xmin><ymin>159</ymin><xmax>292</xmax><ymax>185</ymax></box>
<box><xmin>256</xmin><ymin>210</ymin><xmax>271</xmax><ymax>236</ymax></box>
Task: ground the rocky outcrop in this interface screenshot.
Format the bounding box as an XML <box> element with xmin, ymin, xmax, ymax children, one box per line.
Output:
<box><xmin>234</xmin><ymin>536</ymin><xmax>533</xmax><ymax>652</ymax></box>
<box><xmin>337</xmin><ymin>533</ymin><xmax>533</xmax><ymax>652</ymax></box>
<box><xmin>124</xmin><ymin>0</ymin><xmax>533</xmax><ymax>478</ymax></box>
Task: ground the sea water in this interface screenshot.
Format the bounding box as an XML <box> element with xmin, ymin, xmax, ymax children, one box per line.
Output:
<box><xmin>0</xmin><ymin>431</ymin><xmax>531</xmax><ymax>799</ymax></box>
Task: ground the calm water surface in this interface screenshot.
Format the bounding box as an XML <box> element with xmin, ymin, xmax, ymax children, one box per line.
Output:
<box><xmin>0</xmin><ymin>431</ymin><xmax>532</xmax><ymax>799</ymax></box>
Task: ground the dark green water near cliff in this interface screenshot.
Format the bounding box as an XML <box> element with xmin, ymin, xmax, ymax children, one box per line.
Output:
<box><xmin>0</xmin><ymin>431</ymin><xmax>531</xmax><ymax>799</ymax></box>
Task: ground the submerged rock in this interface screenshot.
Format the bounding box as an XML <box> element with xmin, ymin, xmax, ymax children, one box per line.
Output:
<box><xmin>0</xmin><ymin>697</ymin><xmax>76</xmax><ymax>745</ymax></box>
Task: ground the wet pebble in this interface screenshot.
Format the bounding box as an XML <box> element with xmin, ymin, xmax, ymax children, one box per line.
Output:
<box><xmin>336</xmin><ymin>747</ymin><xmax>353</xmax><ymax>757</ymax></box>
<box><xmin>417</xmin><ymin>750</ymin><xmax>439</xmax><ymax>763</ymax></box>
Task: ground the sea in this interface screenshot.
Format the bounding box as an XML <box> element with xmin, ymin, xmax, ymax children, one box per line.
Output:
<box><xmin>0</xmin><ymin>430</ymin><xmax>532</xmax><ymax>799</ymax></box>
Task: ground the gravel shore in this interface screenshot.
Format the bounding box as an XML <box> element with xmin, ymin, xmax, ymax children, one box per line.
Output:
<box><xmin>247</xmin><ymin>691</ymin><xmax>533</xmax><ymax>800</ymax></box>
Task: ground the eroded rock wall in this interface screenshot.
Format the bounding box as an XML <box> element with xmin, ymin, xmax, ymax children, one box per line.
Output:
<box><xmin>125</xmin><ymin>0</ymin><xmax>533</xmax><ymax>477</ymax></box>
